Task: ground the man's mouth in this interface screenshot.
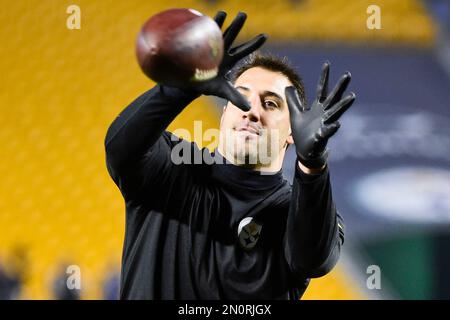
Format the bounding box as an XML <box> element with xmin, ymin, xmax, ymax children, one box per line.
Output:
<box><xmin>235</xmin><ymin>125</ymin><xmax>261</xmax><ymax>136</ymax></box>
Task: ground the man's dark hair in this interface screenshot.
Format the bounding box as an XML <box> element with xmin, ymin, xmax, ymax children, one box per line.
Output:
<box><xmin>230</xmin><ymin>53</ymin><xmax>307</xmax><ymax>106</ymax></box>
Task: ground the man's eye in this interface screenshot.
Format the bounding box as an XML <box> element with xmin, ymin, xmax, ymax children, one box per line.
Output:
<box><xmin>264</xmin><ymin>100</ymin><xmax>278</xmax><ymax>109</ymax></box>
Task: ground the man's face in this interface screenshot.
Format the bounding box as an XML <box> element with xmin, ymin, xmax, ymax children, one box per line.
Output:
<box><xmin>219</xmin><ymin>67</ymin><xmax>294</xmax><ymax>166</ymax></box>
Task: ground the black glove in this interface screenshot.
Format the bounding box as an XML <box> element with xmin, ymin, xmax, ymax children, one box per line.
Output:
<box><xmin>285</xmin><ymin>61</ymin><xmax>356</xmax><ymax>169</ymax></box>
<box><xmin>186</xmin><ymin>11</ymin><xmax>267</xmax><ymax>111</ymax></box>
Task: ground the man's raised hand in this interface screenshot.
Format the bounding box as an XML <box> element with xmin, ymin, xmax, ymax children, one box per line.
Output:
<box><xmin>188</xmin><ymin>11</ymin><xmax>267</xmax><ymax>111</ymax></box>
<box><xmin>285</xmin><ymin>61</ymin><xmax>356</xmax><ymax>169</ymax></box>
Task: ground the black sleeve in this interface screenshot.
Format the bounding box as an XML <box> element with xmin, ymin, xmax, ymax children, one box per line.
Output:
<box><xmin>284</xmin><ymin>161</ymin><xmax>345</xmax><ymax>279</ymax></box>
<box><xmin>104</xmin><ymin>84</ymin><xmax>198</xmax><ymax>201</ymax></box>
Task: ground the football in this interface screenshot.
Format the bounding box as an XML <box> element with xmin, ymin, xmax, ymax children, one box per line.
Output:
<box><xmin>136</xmin><ymin>8</ymin><xmax>224</xmax><ymax>87</ymax></box>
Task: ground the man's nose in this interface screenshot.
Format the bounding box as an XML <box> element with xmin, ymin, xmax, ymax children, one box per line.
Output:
<box><xmin>243</xmin><ymin>94</ymin><xmax>261</xmax><ymax>121</ymax></box>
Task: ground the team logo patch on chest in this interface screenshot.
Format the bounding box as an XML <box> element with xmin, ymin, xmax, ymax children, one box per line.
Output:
<box><xmin>237</xmin><ymin>217</ymin><xmax>262</xmax><ymax>250</ymax></box>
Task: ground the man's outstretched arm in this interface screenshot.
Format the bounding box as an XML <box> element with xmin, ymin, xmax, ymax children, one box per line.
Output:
<box><xmin>105</xmin><ymin>11</ymin><xmax>266</xmax><ymax>185</ymax></box>
<box><xmin>284</xmin><ymin>61</ymin><xmax>355</xmax><ymax>278</ymax></box>
<box><xmin>284</xmin><ymin>163</ymin><xmax>344</xmax><ymax>278</ymax></box>
<box><xmin>104</xmin><ymin>85</ymin><xmax>196</xmax><ymax>181</ymax></box>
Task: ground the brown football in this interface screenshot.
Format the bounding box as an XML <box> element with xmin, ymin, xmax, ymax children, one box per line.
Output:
<box><xmin>136</xmin><ymin>8</ymin><xmax>224</xmax><ymax>87</ymax></box>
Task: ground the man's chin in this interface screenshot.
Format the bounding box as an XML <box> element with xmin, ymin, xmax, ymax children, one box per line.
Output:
<box><xmin>235</xmin><ymin>140</ymin><xmax>258</xmax><ymax>154</ymax></box>
<box><xmin>232</xmin><ymin>147</ymin><xmax>259</xmax><ymax>166</ymax></box>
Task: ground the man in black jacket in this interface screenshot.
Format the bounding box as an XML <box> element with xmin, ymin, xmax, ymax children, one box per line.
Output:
<box><xmin>105</xmin><ymin>11</ymin><xmax>355</xmax><ymax>299</ymax></box>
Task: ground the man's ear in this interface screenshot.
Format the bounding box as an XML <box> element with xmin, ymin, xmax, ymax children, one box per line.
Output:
<box><xmin>286</xmin><ymin>128</ymin><xmax>294</xmax><ymax>145</ymax></box>
<box><xmin>286</xmin><ymin>133</ymin><xmax>294</xmax><ymax>145</ymax></box>
<box><xmin>220</xmin><ymin>105</ymin><xmax>227</xmax><ymax>126</ymax></box>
